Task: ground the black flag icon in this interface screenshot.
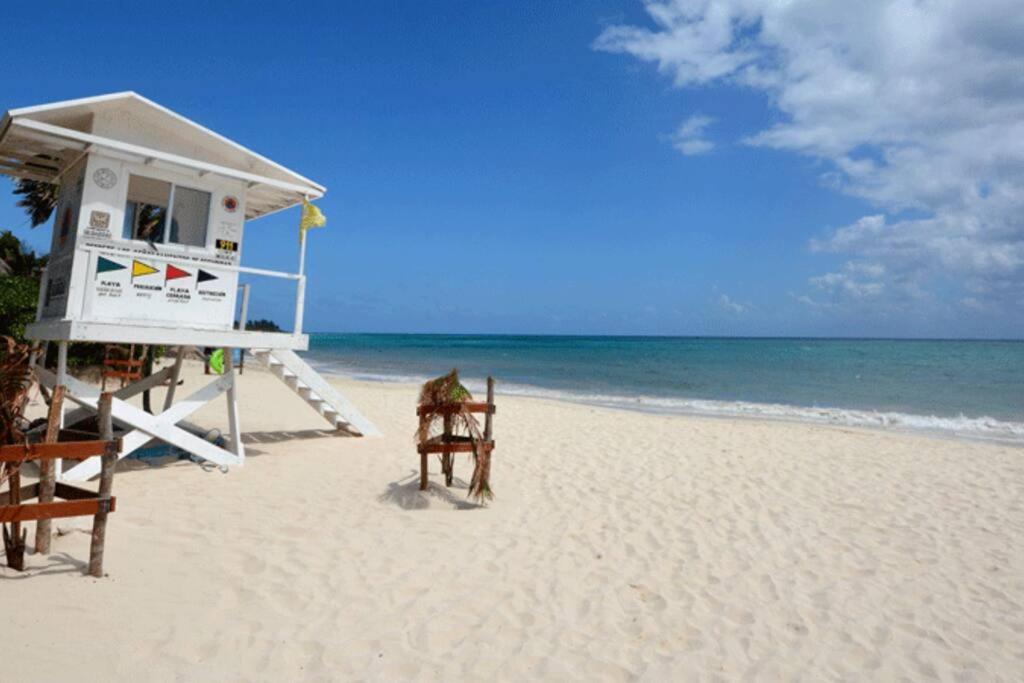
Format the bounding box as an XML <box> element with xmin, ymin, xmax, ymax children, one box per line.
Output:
<box><xmin>197</xmin><ymin>269</ymin><xmax>218</xmax><ymax>284</ymax></box>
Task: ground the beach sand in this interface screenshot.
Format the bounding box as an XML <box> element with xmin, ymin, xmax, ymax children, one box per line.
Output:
<box><xmin>2</xmin><ymin>360</ymin><xmax>1022</xmax><ymax>681</ymax></box>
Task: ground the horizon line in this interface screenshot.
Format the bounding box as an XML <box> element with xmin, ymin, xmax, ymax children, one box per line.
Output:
<box><xmin>305</xmin><ymin>331</ymin><xmax>1024</xmax><ymax>343</ymax></box>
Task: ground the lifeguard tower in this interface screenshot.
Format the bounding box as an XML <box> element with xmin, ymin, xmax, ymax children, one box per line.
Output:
<box><xmin>0</xmin><ymin>92</ymin><xmax>378</xmax><ymax>481</ymax></box>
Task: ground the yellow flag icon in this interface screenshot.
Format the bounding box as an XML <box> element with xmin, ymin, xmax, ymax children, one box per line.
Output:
<box><xmin>132</xmin><ymin>260</ymin><xmax>159</xmax><ymax>278</ymax></box>
<box><xmin>299</xmin><ymin>198</ymin><xmax>326</xmax><ymax>243</ymax></box>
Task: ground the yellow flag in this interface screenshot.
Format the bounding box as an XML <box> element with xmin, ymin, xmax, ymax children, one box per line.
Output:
<box><xmin>299</xmin><ymin>198</ymin><xmax>326</xmax><ymax>242</ymax></box>
<box><xmin>131</xmin><ymin>259</ymin><xmax>159</xmax><ymax>278</ymax></box>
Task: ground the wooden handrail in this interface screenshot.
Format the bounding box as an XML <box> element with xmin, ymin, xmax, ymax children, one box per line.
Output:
<box><xmin>102</xmin><ymin>359</ymin><xmax>145</xmax><ymax>367</ymax></box>
<box><xmin>417</xmin><ymin>441</ymin><xmax>495</xmax><ymax>455</ymax></box>
<box><xmin>416</xmin><ymin>402</ymin><xmax>496</xmax><ymax>416</ymax></box>
<box><xmin>0</xmin><ymin>438</ymin><xmax>121</xmax><ymax>462</ymax></box>
<box><xmin>1</xmin><ymin>498</ymin><xmax>117</xmax><ymax>523</ymax></box>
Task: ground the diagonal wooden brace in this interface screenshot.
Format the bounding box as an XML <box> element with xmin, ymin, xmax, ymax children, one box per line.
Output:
<box><xmin>34</xmin><ymin>365</ymin><xmax>240</xmax><ymax>480</ymax></box>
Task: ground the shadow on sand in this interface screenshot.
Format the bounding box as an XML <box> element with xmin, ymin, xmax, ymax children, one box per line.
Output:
<box><xmin>242</xmin><ymin>428</ymin><xmax>358</xmax><ymax>445</ymax></box>
<box><xmin>105</xmin><ymin>428</ymin><xmax>357</xmax><ymax>477</ymax></box>
<box><xmin>0</xmin><ymin>551</ymin><xmax>88</xmax><ymax>580</ymax></box>
<box><xmin>378</xmin><ymin>469</ymin><xmax>482</xmax><ymax>511</ymax></box>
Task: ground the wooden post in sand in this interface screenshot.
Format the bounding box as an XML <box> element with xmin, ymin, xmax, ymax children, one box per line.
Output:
<box><xmin>419</xmin><ymin>402</ymin><xmax>428</xmax><ymax>490</ymax></box>
<box><xmin>3</xmin><ymin>465</ymin><xmax>26</xmax><ymax>571</ymax></box>
<box><xmin>442</xmin><ymin>413</ymin><xmax>453</xmax><ymax>487</ymax></box>
<box><xmin>484</xmin><ymin>377</ymin><xmax>495</xmax><ymax>443</ymax></box>
<box><xmin>88</xmin><ymin>393</ymin><xmax>115</xmax><ymax>578</ymax></box>
<box><xmin>419</xmin><ymin>449</ymin><xmax>429</xmax><ymax>491</ymax></box>
<box><xmin>34</xmin><ymin>385</ymin><xmax>65</xmax><ymax>554</ymax></box>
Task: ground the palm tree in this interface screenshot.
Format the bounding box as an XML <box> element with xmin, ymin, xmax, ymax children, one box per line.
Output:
<box><xmin>0</xmin><ymin>230</ymin><xmax>46</xmax><ymax>276</ymax></box>
<box><xmin>0</xmin><ymin>231</ymin><xmax>46</xmax><ymax>342</ymax></box>
<box><xmin>12</xmin><ymin>178</ymin><xmax>58</xmax><ymax>228</ymax></box>
<box><xmin>9</xmin><ymin>155</ymin><xmax>61</xmax><ymax>228</ymax></box>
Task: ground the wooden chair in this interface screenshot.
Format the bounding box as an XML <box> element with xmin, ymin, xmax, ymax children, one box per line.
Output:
<box><xmin>416</xmin><ymin>377</ymin><xmax>495</xmax><ymax>491</ymax></box>
<box><xmin>101</xmin><ymin>343</ymin><xmax>147</xmax><ymax>390</ymax></box>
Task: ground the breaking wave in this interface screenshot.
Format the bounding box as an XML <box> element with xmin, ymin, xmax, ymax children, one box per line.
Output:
<box><xmin>309</xmin><ymin>361</ymin><xmax>1024</xmax><ymax>446</ymax></box>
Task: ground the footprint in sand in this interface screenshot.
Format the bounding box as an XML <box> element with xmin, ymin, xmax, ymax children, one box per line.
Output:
<box><xmin>628</xmin><ymin>583</ymin><xmax>668</xmax><ymax>612</ymax></box>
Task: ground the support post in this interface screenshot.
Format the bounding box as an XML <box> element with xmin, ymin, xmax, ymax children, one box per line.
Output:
<box><xmin>88</xmin><ymin>393</ymin><xmax>115</xmax><ymax>578</ymax></box>
<box><xmin>34</xmin><ymin>385</ymin><xmax>64</xmax><ymax>554</ymax></box>
<box><xmin>484</xmin><ymin>377</ymin><xmax>495</xmax><ymax>442</ymax></box>
<box><xmin>3</xmin><ymin>466</ymin><xmax>26</xmax><ymax>570</ymax></box>
<box><xmin>33</xmin><ymin>268</ymin><xmax>48</xmax><ymax>321</ymax></box>
<box><xmin>442</xmin><ymin>414</ymin><xmax>453</xmax><ymax>487</ymax></box>
<box><xmin>237</xmin><ymin>285</ymin><xmax>250</xmax><ymax>374</ymax></box>
<box><xmin>163</xmin><ymin>346</ymin><xmax>185</xmax><ymax>411</ymax></box>
<box><xmin>293</xmin><ymin>276</ymin><xmax>306</xmax><ymax>336</ymax></box>
<box><xmin>418</xmin><ymin>410</ymin><xmax>429</xmax><ymax>491</ymax></box>
<box><xmin>225</xmin><ymin>348</ymin><xmax>244</xmax><ymax>463</ymax></box>
<box><xmin>54</xmin><ymin>341</ymin><xmax>68</xmax><ymax>481</ymax></box>
<box><xmin>35</xmin><ymin>342</ymin><xmax>51</xmax><ymax>405</ymax></box>
<box><xmin>22</xmin><ymin>342</ymin><xmax>42</xmax><ymax>416</ymax></box>
<box><xmin>420</xmin><ymin>449</ymin><xmax>428</xmax><ymax>491</ymax></box>
<box><xmin>294</xmin><ymin>225</ymin><xmax>307</xmax><ymax>335</ymax></box>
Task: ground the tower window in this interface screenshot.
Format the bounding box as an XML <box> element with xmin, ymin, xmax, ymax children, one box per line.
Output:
<box><xmin>123</xmin><ymin>175</ymin><xmax>210</xmax><ymax>248</ymax></box>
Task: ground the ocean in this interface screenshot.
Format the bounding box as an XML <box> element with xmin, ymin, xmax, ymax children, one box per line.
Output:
<box><xmin>302</xmin><ymin>334</ymin><xmax>1024</xmax><ymax>444</ymax></box>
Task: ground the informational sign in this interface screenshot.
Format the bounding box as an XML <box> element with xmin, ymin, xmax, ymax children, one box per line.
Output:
<box><xmin>41</xmin><ymin>254</ymin><xmax>73</xmax><ymax>319</ymax></box>
<box><xmin>83</xmin><ymin>210</ymin><xmax>113</xmax><ymax>240</ymax></box>
<box><xmin>84</xmin><ymin>251</ymin><xmax>236</xmax><ymax>329</ymax></box>
<box><xmin>39</xmin><ymin>152</ymin><xmax>245</xmax><ymax>328</ymax></box>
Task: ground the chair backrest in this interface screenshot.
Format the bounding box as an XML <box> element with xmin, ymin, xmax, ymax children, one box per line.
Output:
<box><xmin>415</xmin><ymin>376</ymin><xmax>495</xmax><ymax>437</ymax></box>
<box><xmin>102</xmin><ymin>344</ymin><xmax>147</xmax><ymax>389</ymax></box>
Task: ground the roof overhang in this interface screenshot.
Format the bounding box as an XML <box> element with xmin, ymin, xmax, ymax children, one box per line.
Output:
<box><xmin>0</xmin><ymin>92</ymin><xmax>325</xmax><ymax>220</ymax></box>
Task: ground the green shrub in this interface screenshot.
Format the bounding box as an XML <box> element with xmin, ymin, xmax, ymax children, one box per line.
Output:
<box><xmin>0</xmin><ymin>274</ymin><xmax>39</xmax><ymax>341</ymax></box>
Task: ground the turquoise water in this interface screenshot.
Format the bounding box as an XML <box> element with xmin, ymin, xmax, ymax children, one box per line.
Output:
<box><xmin>304</xmin><ymin>334</ymin><xmax>1024</xmax><ymax>442</ymax></box>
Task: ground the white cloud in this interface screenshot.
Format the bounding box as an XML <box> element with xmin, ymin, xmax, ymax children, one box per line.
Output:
<box><xmin>669</xmin><ymin>114</ymin><xmax>715</xmax><ymax>155</ymax></box>
<box><xmin>596</xmin><ymin>1</ymin><xmax>1024</xmax><ymax>318</ymax></box>
<box><xmin>792</xmin><ymin>292</ymin><xmax>831</xmax><ymax>309</ymax></box>
<box><xmin>718</xmin><ymin>293</ymin><xmax>750</xmax><ymax>313</ymax></box>
<box><xmin>810</xmin><ymin>270</ymin><xmax>885</xmax><ymax>301</ymax></box>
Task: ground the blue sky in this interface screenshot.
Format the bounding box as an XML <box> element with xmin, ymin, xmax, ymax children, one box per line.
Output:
<box><xmin>2</xmin><ymin>1</ymin><xmax>1021</xmax><ymax>338</ymax></box>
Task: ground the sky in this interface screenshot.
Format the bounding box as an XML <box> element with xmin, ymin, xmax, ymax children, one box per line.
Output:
<box><xmin>1</xmin><ymin>1</ymin><xmax>1021</xmax><ymax>339</ymax></box>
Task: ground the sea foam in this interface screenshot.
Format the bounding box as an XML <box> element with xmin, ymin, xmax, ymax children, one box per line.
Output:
<box><xmin>309</xmin><ymin>360</ymin><xmax>1024</xmax><ymax>446</ymax></box>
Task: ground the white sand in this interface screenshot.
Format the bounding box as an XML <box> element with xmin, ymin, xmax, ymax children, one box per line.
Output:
<box><xmin>2</xmin><ymin>361</ymin><xmax>1023</xmax><ymax>681</ymax></box>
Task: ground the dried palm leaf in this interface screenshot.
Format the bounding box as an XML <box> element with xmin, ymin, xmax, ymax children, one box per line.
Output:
<box><xmin>0</xmin><ymin>336</ymin><xmax>32</xmax><ymax>487</ymax></box>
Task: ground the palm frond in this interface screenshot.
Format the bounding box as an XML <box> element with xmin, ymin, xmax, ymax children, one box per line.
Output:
<box><xmin>0</xmin><ymin>336</ymin><xmax>32</xmax><ymax>487</ymax></box>
<box><xmin>416</xmin><ymin>369</ymin><xmax>493</xmax><ymax>502</ymax></box>
<box><xmin>13</xmin><ymin>179</ymin><xmax>59</xmax><ymax>228</ymax></box>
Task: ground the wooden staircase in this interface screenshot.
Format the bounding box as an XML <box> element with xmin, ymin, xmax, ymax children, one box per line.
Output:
<box><xmin>249</xmin><ymin>348</ymin><xmax>380</xmax><ymax>437</ymax></box>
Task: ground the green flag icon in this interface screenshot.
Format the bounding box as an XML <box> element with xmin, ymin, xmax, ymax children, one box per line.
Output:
<box><xmin>96</xmin><ymin>256</ymin><xmax>126</xmax><ymax>276</ymax></box>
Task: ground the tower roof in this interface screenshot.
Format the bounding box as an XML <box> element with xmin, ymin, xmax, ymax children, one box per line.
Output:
<box><xmin>0</xmin><ymin>92</ymin><xmax>325</xmax><ymax>220</ymax></box>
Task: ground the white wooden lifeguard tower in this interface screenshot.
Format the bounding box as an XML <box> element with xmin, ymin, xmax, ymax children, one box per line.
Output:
<box><xmin>0</xmin><ymin>92</ymin><xmax>378</xmax><ymax>481</ymax></box>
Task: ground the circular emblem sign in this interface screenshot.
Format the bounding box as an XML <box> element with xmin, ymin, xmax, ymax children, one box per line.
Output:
<box><xmin>222</xmin><ymin>195</ymin><xmax>239</xmax><ymax>213</ymax></box>
<box><xmin>92</xmin><ymin>168</ymin><xmax>118</xmax><ymax>190</ymax></box>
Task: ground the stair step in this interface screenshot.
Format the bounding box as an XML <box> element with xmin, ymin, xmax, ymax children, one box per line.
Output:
<box><xmin>252</xmin><ymin>347</ymin><xmax>380</xmax><ymax>436</ymax></box>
